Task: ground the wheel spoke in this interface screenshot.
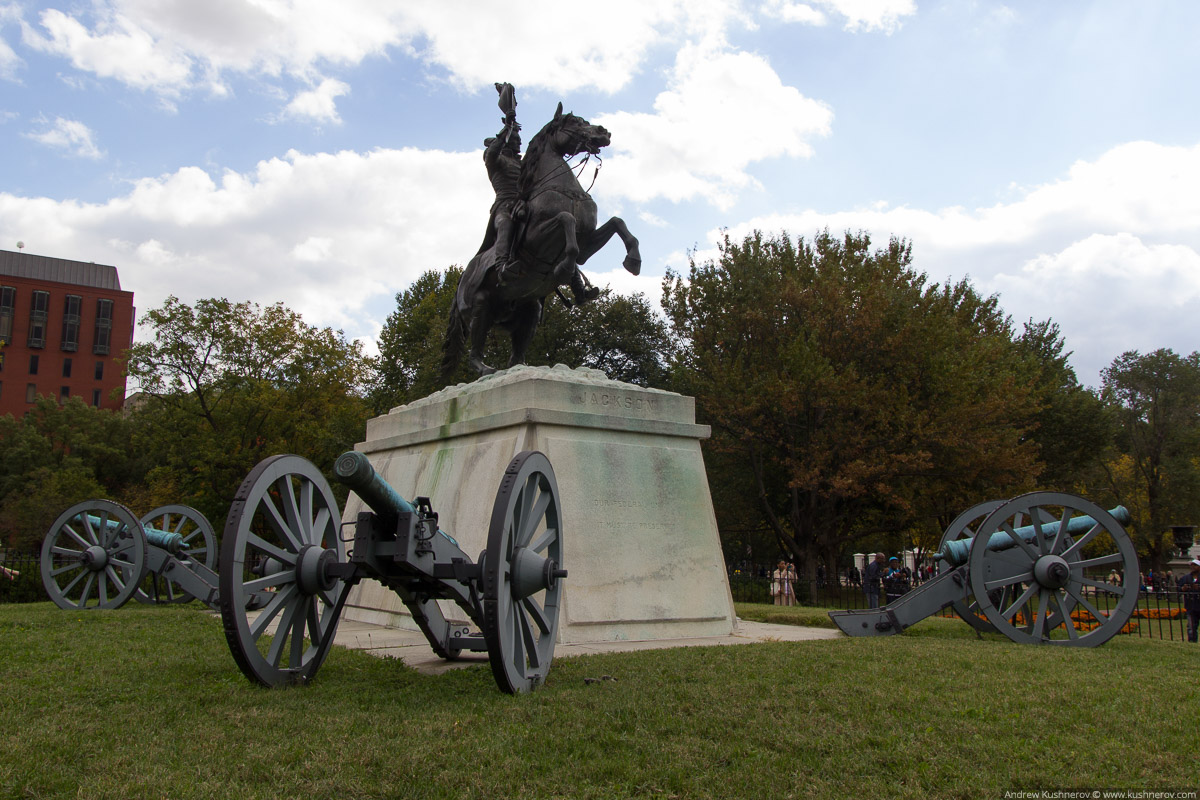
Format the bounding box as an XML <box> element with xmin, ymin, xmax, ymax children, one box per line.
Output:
<box><xmin>1000</xmin><ymin>519</ymin><xmax>1041</xmax><ymax>561</ymax></box>
<box><xmin>1060</xmin><ymin>522</ymin><xmax>1102</xmax><ymax>559</ymax></box>
<box><xmin>311</xmin><ymin>506</ymin><xmax>331</xmax><ymax>547</ymax></box>
<box><xmin>522</xmin><ymin>596</ymin><xmax>550</xmax><ymax>635</ymax></box>
<box><xmin>104</xmin><ymin>566</ymin><xmax>127</xmax><ymax>592</ymax></box>
<box><xmin>77</xmin><ymin>574</ymin><xmax>96</xmax><ymax>607</ymax></box>
<box><xmin>61</xmin><ymin>525</ymin><xmax>91</xmax><ymax>550</ymax></box>
<box><xmin>262</xmin><ymin>494</ymin><xmax>305</xmax><ymax>554</ymax></box>
<box><xmin>1075</xmin><ymin>552</ymin><xmax>1124</xmax><ymax>570</ymax></box>
<box><xmin>289</xmin><ymin>604</ymin><xmax>306</xmax><ymax>666</ymax></box>
<box><xmin>518</xmin><ymin>488</ymin><xmax>552</xmax><ymax>548</ymax></box>
<box><xmin>299</xmin><ymin>480</ymin><xmax>315</xmax><ymax>544</ymax></box>
<box><xmin>246</xmin><ymin>533</ymin><xmax>299</xmax><ymax>566</ymax></box>
<box><xmin>242</xmin><ymin>571</ymin><xmax>297</xmax><ymax>595</ymax></box>
<box><xmin>276</xmin><ymin>475</ymin><xmax>305</xmax><ymax>548</ymax></box>
<box><xmin>250</xmin><ymin>584</ymin><xmax>298</xmax><ymax>640</ymax></box>
<box><xmin>1078</xmin><ymin>575</ymin><xmax>1124</xmax><ymax>596</ymax></box>
<box><xmin>984</xmin><ymin>570</ymin><xmax>1033</xmax><ymax>592</ymax></box>
<box><xmin>1064</xmin><ymin>584</ymin><xmax>1108</xmax><ymax>625</ymax></box>
<box><xmin>307</xmin><ymin>597</ymin><xmax>323</xmax><ymax>648</ymax></box>
<box><xmin>1048</xmin><ymin>506</ymin><xmax>1074</xmax><ymax>555</ymax></box>
<box><xmin>1033</xmin><ymin>588</ymin><xmax>1050</xmax><ymax>638</ymax></box>
<box><xmin>527</xmin><ymin>526</ymin><xmax>557</xmax><ymax>555</ymax></box>
<box><xmin>267</xmin><ymin>596</ymin><xmax>303</xmax><ymax>667</ymax></box>
<box><xmin>1002</xmin><ymin>583</ymin><xmax>1039</xmax><ymax>620</ymax></box>
<box><xmin>518</xmin><ymin>605</ymin><xmax>540</xmax><ymax>669</ymax></box>
<box><xmin>50</xmin><ymin>562</ymin><xmax>85</xmax><ymax>578</ymax></box>
<box><xmin>1056</xmin><ymin>592</ymin><xmax>1079</xmax><ymax>640</ymax></box>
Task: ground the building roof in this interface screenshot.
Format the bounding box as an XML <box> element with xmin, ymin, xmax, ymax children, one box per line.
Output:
<box><xmin>0</xmin><ymin>249</ymin><xmax>123</xmax><ymax>291</ymax></box>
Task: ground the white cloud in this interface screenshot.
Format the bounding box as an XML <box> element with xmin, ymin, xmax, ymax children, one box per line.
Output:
<box><xmin>994</xmin><ymin>233</ymin><xmax>1200</xmax><ymax>364</ymax></box>
<box><xmin>762</xmin><ymin>0</ymin><xmax>916</xmax><ymax>32</ymax></box>
<box><xmin>14</xmin><ymin>1</ymin><xmax>755</xmax><ymax>103</ymax></box>
<box><xmin>710</xmin><ymin>140</ymin><xmax>1200</xmax><ymax>385</ymax></box>
<box><xmin>594</xmin><ymin>45</ymin><xmax>832</xmax><ymax>209</ymax></box>
<box><xmin>282</xmin><ymin>78</ymin><xmax>349</xmax><ymax>124</ymax></box>
<box><xmin>23</xmin><ymin>8</ymin><xmax>193</xmax><ymax>92</ymax></box>
<box><xmin>0</xmin><ymin>146</ymin><xmax>492</xmax><ymax>342</ymax></box>
<box><xmin>1</xmin><ymin>2</ymin><xmax>24</xmax><ymax>79</ymax></box>
<box><xmin>24</xmin><ymin>116</ymin><xmax>104</xmax><ymax>159</ymax></box>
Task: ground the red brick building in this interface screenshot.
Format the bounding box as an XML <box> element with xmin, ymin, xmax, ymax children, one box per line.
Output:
<box><xmin>0</xmin><ymin>250</ymin><xmax>135</xmax><ymax>417</ymax></box>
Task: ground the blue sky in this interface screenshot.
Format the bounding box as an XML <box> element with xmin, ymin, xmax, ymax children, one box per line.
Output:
<box><xmin>2</xmin><ymin>0</ymin><xmax>1199</xmax><ymax>388</ymax></box>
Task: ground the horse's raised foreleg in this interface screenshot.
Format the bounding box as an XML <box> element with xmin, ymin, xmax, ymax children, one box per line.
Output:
<box><xmin>576</xmin><ymin>216</ymin><xmax>640</xmax><ymax>275</ymax></box>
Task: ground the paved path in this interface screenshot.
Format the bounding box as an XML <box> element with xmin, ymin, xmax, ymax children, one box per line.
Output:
<box><xmin>323</xmin><ymin>617</ymin><xmax>842</xmax><ymax>675</ymax></box>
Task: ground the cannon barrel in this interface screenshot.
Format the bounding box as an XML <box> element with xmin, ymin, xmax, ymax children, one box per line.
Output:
<box><xmin>86</xmin><ymin>514</ymin><xmax>185</xmax><ymax>554</ymax></box>
<box><xmin>934</xmin><ymin>505</ymin><xmax>1131</xmax><ymax>567</ymax></box>
<box><xmin>333</xmin><ymin>451</ymin><xmax>459</xmax><ymax>545</ymax></box>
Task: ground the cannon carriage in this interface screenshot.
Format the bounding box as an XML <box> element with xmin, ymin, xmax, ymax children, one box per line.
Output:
<box><xmin>39</xmin><ymin>501</ymin><xmax>240</xmax><ymax>610</ymax></box>
<box><xmin>830</xmin><ymin>492</ymin><xmax>1140</xmax><ymax>646</ymax></box>
<box><xmin>218</xmin><ymin>449</ymin><xmax>567</xmax><ymax>694</ymax></box>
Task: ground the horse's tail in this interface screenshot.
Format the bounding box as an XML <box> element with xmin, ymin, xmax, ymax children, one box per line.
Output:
<box><xmin>441</xmin><ymin>299</ymin><xmax>465</xmax><ymax>380</ymax></box>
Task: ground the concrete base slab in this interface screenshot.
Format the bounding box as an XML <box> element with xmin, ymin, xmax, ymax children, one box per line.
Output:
<box><xmin>336</xmin><ymin>617</ymin><xmax>841</xmax><ymax>675</ymax></box>
<box><xmin>236</xmin><ymin>610</ymin><xmax>840</xmax><ymax>676</ymax></box>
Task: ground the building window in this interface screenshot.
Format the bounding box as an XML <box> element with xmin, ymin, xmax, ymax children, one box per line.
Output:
<box><xmin>94</xmin><ymin>361</ymin><xmax>104</xmax><ymax>380</ymax></box>
<box><xmin>27</xmin><ymin>290</ymin><xmax>49</xmax><ymax>348</ymax></box>
<box><xmin>92</xmin><ymin>389</ymin><xmax>101</xmax><ymax>407</ymax></box>
<box><xmin>60</xmin><ymin>386</ymin><xmax>70</xmax><ymax>401</ymax></box>
<box><xmin>26</xmin><ymin>383</ymin><xmax>36</xmax><ymax>403</ymax></box>
<box><xmin>93</xmin><ymin>299</ymin><xmax>113</xmax><ymax>355</ymax></box>
<box><xmin>29</xmin><ymin>354</ymin><xmax>38</xmax><ymax>375</ymax></box>
<box><xmin>62</xmin><ymin>358</ymin><xmax>72</xmax><ymax>378</ymax></box>
<box><xmin>0</xmin><ymin>285</ymin><xmax>14</xmax><ymax>346</ymax></box>
<box><xmin>61</xmin><ymin>295</ymin><xmax>81</xmax><ymax>352</ymax></box>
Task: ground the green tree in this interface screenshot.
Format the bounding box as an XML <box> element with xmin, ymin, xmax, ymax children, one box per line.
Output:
<box><xmin>122</xmin><ymin>296</ymin><xmax>372</xmax><ymax>526</ymax></box>
<box><xmin>663</xmin><ymin>230</ymin><xmax>1043</xmax><ymax>576</ymax></box>
<box><xmin>1014</xmin><ymin>319</ymin><xmax>1112</xmax><ymax>492</ymax></box>
<box><xmin>1100</xmin><ymin>348</ymin><xmax>1200</xmax><ymax>570</ymax></box>
<box><xmin>0</xmin><ymin>396</ymin><xmax>142</xmax><ymax>550</ymax></box>
<box><xmin>370</xmin><ymin>267</ymin><xmax>674</xmax><ymax>412</ymax></box>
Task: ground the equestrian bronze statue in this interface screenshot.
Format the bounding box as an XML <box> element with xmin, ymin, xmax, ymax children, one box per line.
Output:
<box><xmin>443</xmin><ymin>84</ymin><xmax>641</xmax><ymax>377</ymax></box>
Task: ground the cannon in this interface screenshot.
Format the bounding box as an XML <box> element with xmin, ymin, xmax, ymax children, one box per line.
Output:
<box><xmin>39</xmin><ymin>501</ymin><xmax>229</xmax><ymax>609</ymax></box>
<box><xmin>830</xmin><ymin>492</ymin><xmax>1140</xmax><ymax>646</ymax></box>
<box><xmin>217</xmin><ymin>449</ymin><xmax>566</xmax><ymax>694</ymax></box>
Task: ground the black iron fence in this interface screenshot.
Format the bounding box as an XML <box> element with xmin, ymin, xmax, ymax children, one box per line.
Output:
<box><xmin>0</xmin><ymin>551</ymin><xmax>48</xmax><ymax>604</ymax></box>
<box><xmin>728</xmin><ymin>567</ymin><xmax>1198</xmax><ymax>642</ymax></box>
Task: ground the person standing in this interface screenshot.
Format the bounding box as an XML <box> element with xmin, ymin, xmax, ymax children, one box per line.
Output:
<box><xmin>772</xmin><ymin>560</ymin><xmax>797</xmax><ymax>607</ymax></box>
<box><xmin>1177</xmin><ymin>558</ymin><xmax>1200</xmax><ymax>643</ymax></box>
<box><xmin>864</xmin><ymin>552</ymin><xmax>886</xmax><ymax>609</ymax></box>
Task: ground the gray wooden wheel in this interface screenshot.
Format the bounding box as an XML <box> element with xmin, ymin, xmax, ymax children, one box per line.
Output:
<box><xmin>134</xmin><ymin>505</ymin><xmax>216</xmax><ymax>604</ymax></box>
<box><xmin>938</xmin><ymin>501</ymin><xmax>1004</xmax><ymax>633</ymax></box>
<box><xmin>40</xmin><ymin>500</ymin><xmax>147</xmax><ymax>610</ymax></box>
<box><xmin>968</xmin><ymin>492</ymin><xmax>1139</xmax><ymax>646</ymax></box>
<box><xmin>219</xmin><ymin>455</ymin><xmax>348</xmax><ymax>686</ymax></box>
<box><xmin>483</xmin><ymin>451</ymin><xmax>566</xmax><ymax>694</ymax></box>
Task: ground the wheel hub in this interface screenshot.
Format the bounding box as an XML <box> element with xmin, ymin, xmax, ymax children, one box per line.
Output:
<box><xmin>1033</xmin><ymin>554</ymin><xmax>1071</xmax><ymax>590</ymax></box>
<box><xmin>81</xmin><ymin>545</ymin><xmax>108</xmax><ymax>571</ymax></box>
<box><xmin>510</xmin><ymin>547</ymin><xmax>567</xmax><ymax>600</ymax></box>
<box><xmin>296</xmin><ymin>545</ymin><xmax>338</xmax><ymax>595</ymax></box>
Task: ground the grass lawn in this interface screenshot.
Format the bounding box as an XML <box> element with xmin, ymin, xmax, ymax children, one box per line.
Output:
<box><xmin>1</xmin><ymin>601</ymin><xmax>1197</xmax><ymax>799</ymax></box>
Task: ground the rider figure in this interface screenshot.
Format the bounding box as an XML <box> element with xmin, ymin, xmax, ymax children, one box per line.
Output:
<box><xmin>484</xmin><ymin>83</ymin><xmax>599</xmax><ymax>305</ymax></box>
<box><xmin>483</xmin><ymin>83</ymin><xmax>522</xmax><ymax>283</ymax></box>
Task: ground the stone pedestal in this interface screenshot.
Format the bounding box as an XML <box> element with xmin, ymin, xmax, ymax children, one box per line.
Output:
<box><xmin>342</xmin><ymin>364</ymin><xmax>736</xmax><ymax>643</ymax></box>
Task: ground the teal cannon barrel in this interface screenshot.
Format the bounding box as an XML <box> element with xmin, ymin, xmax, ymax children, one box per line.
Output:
<box><xmin>87</xmin><ymin>514</ymin><xmax>186</xmax><ymax>554</ymax></box>
<box><xmin>934</xmin><ymin>505</ymin><xmax>1131</xmax><ymax>567</ymax></box>
<box><xmin>333</xmin><ymin>451</ymin><xmax>459</xmax><ymax>545</ymax></box>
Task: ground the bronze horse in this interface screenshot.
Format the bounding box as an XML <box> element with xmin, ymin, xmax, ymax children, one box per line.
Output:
<box><xmin>443</xmin><ymin>103</ymin><xmax>641</xmax><ymax>377</ymax></box>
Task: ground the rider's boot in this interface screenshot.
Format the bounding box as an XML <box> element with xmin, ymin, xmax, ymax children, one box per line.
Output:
<box><xmin>570</xmin><ymin>270</ymin><xmax>600</xmax><ymax>304</ymax></box>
